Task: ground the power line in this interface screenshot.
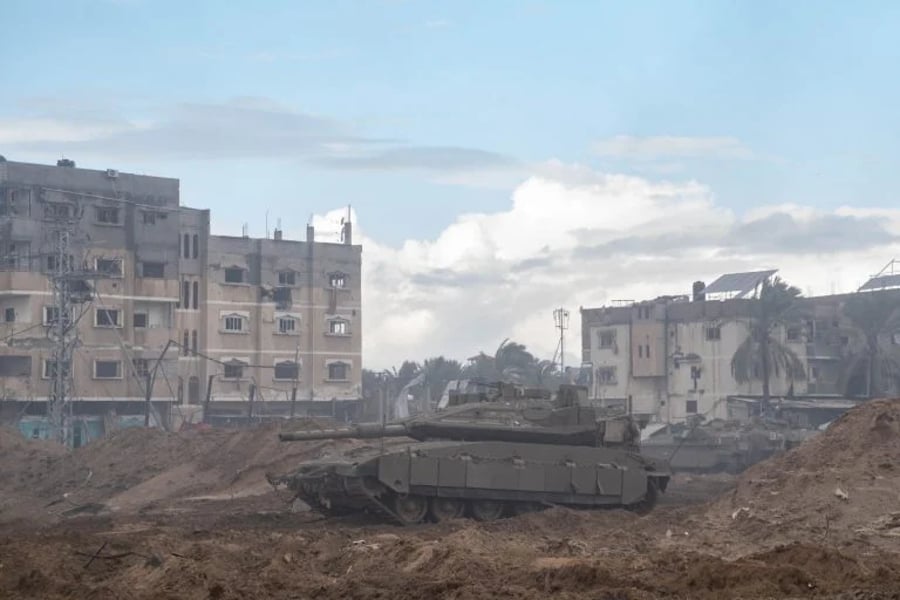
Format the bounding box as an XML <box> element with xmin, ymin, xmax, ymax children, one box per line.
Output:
<box><xmin>0</xmin><ymin>321</ymin><xmax>48</xmax><ymax>344</ymax></box>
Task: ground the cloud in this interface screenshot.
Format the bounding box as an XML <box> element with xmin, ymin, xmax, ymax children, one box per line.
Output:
<box><xmin>2</xmin><ymin>99</ymin><xmax>515</xmax><ymax>175</ymax></box>
<box><xmin>315</xmin><ymin>146</ymin><xmax>520</xmax><ymax>172</ymax></box>
<box><xmin>343</xmin><ymin>163</ymin><xmax>900</xmax><ymax>369</ymax></box>
<box><xmin>592</xmin><ymin>135</ymin><xmax>754</xmax><ymax>161</ymax></box>
<box><xmin>0</xmin><ymin>116</ymin><xmax>132</xmax><ymax>144</ymax></box>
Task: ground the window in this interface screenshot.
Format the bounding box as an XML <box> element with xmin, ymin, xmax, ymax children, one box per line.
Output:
<box><xmin>192</xmin><ymin>281</ymin><xmax>199</xmax><ymax>310</ymax></box>
<box><xmin>328</xmin><ymin>272</ymin><xmax>347</xmax><ymax>288</ymax></box>
<box><xmin>43</xmin><ymin>306</ymin><xmax>59</xmax><ymax>325</ymax></box>
<box><xmin>183</xmin><ymin>330</ymin><xmax>190</xmax><ymax>355</ymax></box>
<box><xmin>43</xmin><ymin>306</ymin><xmax>70</xmax><ymax>326</ymax></box>
<box><xmin>4</xmin><ymin>307</ymin><xmax>14</xmax><ymax>323</ymax></box>
<box><xmin>327</xmin><ymin>362</ymin><xmax>349</xmax><ymax>381</ymax></box>
<box><xmin>686</xmin><ymin>399</ymin><xmax>698</xmax><ymax>414</ymax></box>
<box><xmin>598</xmin><ymin>330</ymin><xmax>616</xmax><ymax>349</ymax></box>
<box><xmin>177</xmin><ymin>377</ymin><xmax>184</xmax><ymax>403</ymax></box>
<box><xmin>224</xmin><ymin>267</ymin><xmax>245</xmax><ymax>284</ymax></box>
<box><xmin>191</xmin><ymin>330</ymin><xmax>198</xmax><ymax>354</ymax></box>
<box><xmin>224</xmin><ymin>361</ymin><xmax>244</xmax><ymax>380</ymax></box>
<box><xmin>95</xmin><ymin>308</ymin><xmax>121</xmax><ymax>327</ymax></box>
<box><xmin>192</xmin><ymin>234</ymin><xmax>199</xmax><ymax>259</ymax></box>
<box><xmin>597</xmin><ymin>366</ymin><xmax>617</xmax><ymax>385</ymax></box>
<box><xmin>278</xmin><ymin>270</ymin><xmax>296</xmax><ymax>286</ymax></box>
<box><xmin>94</xmin><ymin>360</ymin><xmax>121</xmax><ymax>379</ymax></box>
<box><xmin>786</xmin><ymin>326</ymin><xmax>802</xmax><ymax>342</ymax></box>
<box><xmin>141</xmin><ymin>262</ymin><xmax>165</xmax><ymax>278</ymax></box>
<box><xmin>133</xmin><ymin>312</ymin><xmax>148</xmax><ymax>328</ymax></box>
<box><xmin>224</xmin><ymin>315</ymin><xmax>244</xmax><ymax>332</ymax></box>
<box><xmin>44</xmin><ymin>202</ymin><xmax>71</xmax><ymax>219</ymax></box>
<box><xmin>43</xmin><ymin>360</ymin><xmax>70</xmax><ymax>379</ymax></box>
<box><xmin>328</xmin><ymin>319</ymin><xmax>349</xmax><ymax>335</ymax></box>
<box><xmin>95</xmin><ymin>258</ymin><xmax>123</xmax><ymax>277</ymax></box>
<box><xmin>705</xmin><ymin>325</ymin><xmax>721</xmax><ymax>341</ymax></box>
<box><xmin>0</xmin><ymin>356</ymin><xmax>31</xmax><ymax>377</ymax></box>
<box><xmin>183</xmin><ymin>233</ymin><xmax>190</xmax><ymax>259</ymax></box>
<box><xmin>638</xmin><ymin>345</ymin><xmax>643</xmax><ymax>359</ymax></box>
<box><xmin>132</xmin><ymin>358</ymin><xmax>150</xmax><ymax>378</ymax></box>
<box><xmin>46</xmin><ymin>254</ymin><xmax>73</xmax><ymax>272</ymax></box>
<box><xmin>274</xmin><ymin>361</ymin><xmax>299</xmax><ymax>380</ymax></box>
<box><xmin>188</xmin><ymin>376</ymin><xmax>200</xmax><ymax>404</ymax></box>
<box><xmin>142</xmin><ymin>211</ymin><xmax>166</xmax><ymax>225</ymax></box>
<box><xmin>182</xmin><ymin>281</ymin><xmax>190</xmax><ymax>308</ymax></box>
<box><xmin>645</xmin><ymin>345</ymin><xmax>650</xmax><ymax>359</ymax></box>
<box><xmin>95</xmin><ymin>206</ymin><xmax>120</xmax><ymax>224</ymax></box>
<box><xmin>277</xmin><ymin>316</ymin><xmax>297</xmax><ymax>334</ymax></box>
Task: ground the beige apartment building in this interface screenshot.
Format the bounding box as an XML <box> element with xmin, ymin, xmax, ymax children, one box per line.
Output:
<box><xmin>0</xmin><ymin>158</ymin><xmax>361</xmax><ymax>441</ymax></box>
<box><xmin>581</xmin><ymin>271</ymin><xmax>900</xmax><ymax>427</ymax></box>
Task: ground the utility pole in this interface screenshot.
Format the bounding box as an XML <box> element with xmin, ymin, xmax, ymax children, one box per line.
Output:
<box><xmin>553</xmin><ymin>307</ymin><xmax>570</xmax><ymax>374</ymax></box>
<box><xmin>46</xmin><ymin>209</ymin><xmax>88</xmax><ymax>446</ymax></box>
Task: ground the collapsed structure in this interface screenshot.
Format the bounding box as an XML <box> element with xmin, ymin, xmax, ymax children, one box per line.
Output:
<box><xmin>0</xmin><ymin>158</ymin><xmax>362</xmax><ymax>442</ymax></box>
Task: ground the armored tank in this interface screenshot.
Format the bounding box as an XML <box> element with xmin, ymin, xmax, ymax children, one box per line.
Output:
<box><xmin>641</xmin><ymin>418</ymin><xmax>819</xmax><ymax>474</ymax></box>
<box><xmin>274</xmin><ymin>385</ymin><xmax>670</xmax><ymax>524</ymax></box>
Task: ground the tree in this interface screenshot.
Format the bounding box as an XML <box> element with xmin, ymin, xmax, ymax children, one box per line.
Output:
<box><xmin>421</xmin><ymin>356</ymin><xmax>463</xmax><ymax>406</ymax></box>
<box><xmin>731</xmin><ymin>277</ymin><xmax>806</xmax><ymax>409</ymax></box>
<box><xmin>840</xmin><ymin>291</ymin><xmax>900</xmax><ymax>398</ymax></box>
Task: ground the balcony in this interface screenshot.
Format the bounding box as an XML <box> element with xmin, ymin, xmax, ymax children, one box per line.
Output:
<box><xmin>133</xmin><ymin>278</ymin><xmax>179</xmax><ymax>302</ymax></box>
<box><xmin>0</xmin><ymin>270</ymin><xmax>48</xmax><ymax>296</ymax></box>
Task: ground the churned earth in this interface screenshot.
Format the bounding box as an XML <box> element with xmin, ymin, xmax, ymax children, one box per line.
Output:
<box><xmin>2</xmin><ymin>400</ymin><xmax>900</xmax><ymax>599</ymax></box>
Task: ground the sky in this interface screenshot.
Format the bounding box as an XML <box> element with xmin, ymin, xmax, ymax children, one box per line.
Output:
<box><xmin>2</xmin><ymin>0</ymin><xmax>900</xmax><ymax>369</ymax></box>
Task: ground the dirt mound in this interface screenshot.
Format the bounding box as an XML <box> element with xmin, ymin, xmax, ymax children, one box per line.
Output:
<box><xmin>5</xmin><ymin>517</ymin><xmax>900</xmax><ymax>600</ymax></box>
<box><xmin>0</xmin><ymin>421</ymin><xmax>365</xmax><ymax>525</ymax></box>
<box><xmin>706</xmin><ymin>398</ymin><xmax>900</xmax><ymax>548</ymax></box>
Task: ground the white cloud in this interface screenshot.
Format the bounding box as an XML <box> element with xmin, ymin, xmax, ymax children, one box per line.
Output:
<box><xmin>0</xmin><ymin>117</ymin><xmax>133</xmax><ymax>144</ymax></box>
<box><xmin>592</xmin><ymin>135</ymin><xmax>754</xmax><ymax>160</ymax></box>
<box><xmin>333</xmin><ymin>163</ymin><xmax>900</xmax><ymax>370</ymax></box>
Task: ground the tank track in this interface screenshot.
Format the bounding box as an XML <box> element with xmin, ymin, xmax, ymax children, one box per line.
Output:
<box><xmin>294</xmin><ymin>473</ymin><xmax>408</xmax><ymax>525</ymax></box>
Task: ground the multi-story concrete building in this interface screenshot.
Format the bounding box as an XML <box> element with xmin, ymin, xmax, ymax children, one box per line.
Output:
<box><xmin>580</xmin><ymin>270</ymin><xmax>900</xmax><ymax>427</ymax></box>
<box><xmin>0</xmin><ymin>158</ymin><xmax>361</xmax><ymax>441</ymax></box>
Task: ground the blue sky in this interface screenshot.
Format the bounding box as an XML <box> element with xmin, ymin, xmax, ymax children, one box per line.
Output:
<box><xmin>4</xmin><ymin>0</ymin><xmax>900</xmax><ymax>241</ymax></box>
<box><xmin>3</xmin><ymin>0</ymin><xmax>900</xmax><ymax>365</ymax></box>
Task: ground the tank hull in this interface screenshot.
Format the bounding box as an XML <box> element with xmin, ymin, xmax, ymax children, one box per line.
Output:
<box><xmin>284</xmin><ymin>440</ymin><xmax>669</xmax><ymax>524</ymax></box>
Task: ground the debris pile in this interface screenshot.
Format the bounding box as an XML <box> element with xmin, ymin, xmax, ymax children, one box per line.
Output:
<box><xmin>708</xmin><ymin>398</ymin><xmax>900</xmax><ymax>547</ymax></box>
<box><xmin>0</xmin><ymin>421</ymin><xmax>366</xmax><ymax>524</ymax></box>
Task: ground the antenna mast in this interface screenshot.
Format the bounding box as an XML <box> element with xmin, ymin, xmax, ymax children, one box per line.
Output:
<box><xmin>553</xmin><ymin>307</ymin><xmax>570</xmax><ymax>373</ymax></box>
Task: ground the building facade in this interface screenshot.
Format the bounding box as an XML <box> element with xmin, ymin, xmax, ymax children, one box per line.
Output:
<box><xmin>581</xmin><ymin>276</ymin><xmax>900</xmax><ymax>426</ymax></box>
<box><xmin>0</xmin><ymin>158</ymin><xmax>362</xmax><ymax>440</ymax></box>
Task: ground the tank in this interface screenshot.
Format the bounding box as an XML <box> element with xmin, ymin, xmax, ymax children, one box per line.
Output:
<box><xmin>273</xmin><ymin>385</ymin><xmax>671</xmax><ymax>524</ymax></box>
<box><xmin>641</xmin><ymin>418</ymin><xmax>819</xmax><ymax>473</ymax></box>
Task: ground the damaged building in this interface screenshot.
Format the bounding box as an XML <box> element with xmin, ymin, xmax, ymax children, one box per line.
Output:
<box><xmin>0</xmin><ymin>158</ymin><xmax>362</xmax><ymax>441</ymax></box>
<box><xmin>581</xmin><ymin>269</ymin><xmax>900</xmax><ymax>428</ymax></box>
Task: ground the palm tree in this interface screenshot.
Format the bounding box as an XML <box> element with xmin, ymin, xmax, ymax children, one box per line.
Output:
<box><xmin>731</xmin><ymin>277</ymin><xmax>806</xmax><ymax>410</ymax></box>
<box><xmin>462</xmin><ymin>339</ymin><xmax>547</xmax><ymax>384</ymax></box>
<box><xmin>420</xmin><ymin>356</ymin><xmax>463</xmax><ymax>407</ymax></box>
<box><xmin>840</xmin><ymin>291</ymin><xmax>900</xmax><ymax>398</ymax></box>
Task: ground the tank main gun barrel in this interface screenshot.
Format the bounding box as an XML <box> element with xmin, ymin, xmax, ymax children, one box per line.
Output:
<box><xmin>279</xmin><ymin>423</ymin><xmax>408</xmax><ymax>442</ymax></box>
<box><xmin>279</xmin><ymin>421</ymin><xmax>604</xmax><ymax>446</ymax></box>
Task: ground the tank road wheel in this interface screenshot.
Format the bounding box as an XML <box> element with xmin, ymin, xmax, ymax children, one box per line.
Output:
<box><xmin>428</xmin><ymin>497</ymin><xmax>465</xmax><ymax>522</ymax></box>
<box><xmin>469</xmin><ymin>499</ymin><xmax>505</xmax><ymax>522</ymax></box>
<box><xmin>628</xmin><ymin>479</ymin><xmax>659</xmax><ymax>515</ymax></box>
<box><xmin>390</xmin><ymin>494</ymin><xmax>428</xmax><ymax>525</ymax></box>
